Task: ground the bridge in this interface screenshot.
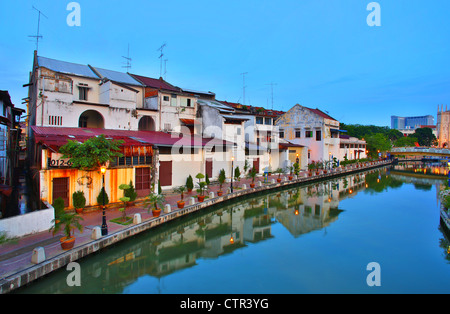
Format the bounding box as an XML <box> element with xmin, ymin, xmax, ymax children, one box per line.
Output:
<box><xmin>389</xmin><ymin>147</ymin><xmax>450</xmax><ymax>158</ymax></box>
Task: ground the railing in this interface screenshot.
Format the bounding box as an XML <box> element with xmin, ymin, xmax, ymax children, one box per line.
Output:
<box><xmin>390</xmin><ymin>147</ymin><xmax>450</xmax><ymax>156</ymax></box>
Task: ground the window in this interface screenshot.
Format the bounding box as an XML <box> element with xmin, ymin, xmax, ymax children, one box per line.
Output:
<box><xmin>316</xmin><ymin>130</ymin><xmax>321</xmax><ymax>141</ymax></box>
<box><xmin>187</xmin><ymin>99</ymin><xmax>191</xmax><ymax>107</ymax></box>
<box><xmin>49</xmin><ymin>115</ymin><xmax>63</xmax><ymax>126</ymax></box>
<box><xmin>305</xmin><ymin>130</ymin><xmax>313</xmax><ymax>138</ymax></box>
<box><xmin>295</xmin><ymin>129</ymin><xmax>301</xmax><ymax>138</ymax></box>
<box><xmin>237</xmin><ymin>127</ymin><xmax>241</xmax><ymax>135</ymax></box>
<box><xmin>171</xmin><ymin>94</ymin><xmax>177</xmax><ymax>106</ymax></box>
<box><xmin>279</xmin><ymin>130</ymin><xmax>284</xmax><ymax>138</ymax></box>
<box><xmin>264</xmin><ymin>117</ymin><xmax>272</xmax><ymax>125</ymax></box>
<box><xmin>256</xmin><ymin>117</ymin><xmax>264</xmax><ymax>124</ymax></box>
<box><xmin>78</xmin><ymin>86</ymin><xmax>88</xmax><ymax>101</ymax></box>
<box><xmin>163</xmin><ymin>95</ymin><xmax>169</xmax><ymax>101</ymax></box>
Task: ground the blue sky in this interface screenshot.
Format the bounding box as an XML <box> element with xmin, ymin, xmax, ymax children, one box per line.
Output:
<box><xmin>1</xmin><ymin>0</ymin><xmax>449</xmax><ymax>126</ymax></box>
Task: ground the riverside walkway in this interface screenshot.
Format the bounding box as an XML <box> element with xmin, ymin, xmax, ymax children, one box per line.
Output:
<box><xmin>0</xmin><ymin>160</ymin><xmax>392</xmax><ymax>293</ymax></box>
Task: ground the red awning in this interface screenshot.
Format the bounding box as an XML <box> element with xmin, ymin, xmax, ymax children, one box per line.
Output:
<box><xmin>180</xmin><ymin>118</ymin><xmax>200</xmax><ymax>125</ymax></box>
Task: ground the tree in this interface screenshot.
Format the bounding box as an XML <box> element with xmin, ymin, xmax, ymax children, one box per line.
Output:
<box><xmin>394</xmin><ymin>136</ymin><xmax>418</xmax><ymax>147</ymax></box>
<box><xmin>59</xmin><ymin>134</ymin><xmax>124</xmax><ymax>170</ymax></box>
<box><xmin>365</xmin><ymin>133</ymin><xmax>392</xmax><ymax>158</ymax></box>
<box><xmin>412</xmin><ymin>128</ymin><xmax>437</xmax><ymax>147</ymax></box>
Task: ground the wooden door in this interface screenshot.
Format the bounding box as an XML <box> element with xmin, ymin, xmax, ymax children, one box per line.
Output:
<box><xmin>253</xmin><ymin>158</ymin><xmax>260</xmax><ymax>173</ymax></box>
<box><xmin>135</xmin><ymin>167</ymin><xmax>151</xmax><ymax>197</ymax></box>
<box><xmin>206</xmin><ymin>159</ymin><xmax>213</xmax><ymax>178</ymax></box>
<box><xmin>159</xmin><ymin>161</ymin><xmax>172</xmax><ymax>186</ymax></box>
<box><xmin>53</xmin><ymin>177</ymin><xmax>69</xmax><ymax>207</ymax></box>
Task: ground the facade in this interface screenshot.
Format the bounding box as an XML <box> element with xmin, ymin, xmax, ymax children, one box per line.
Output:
<box><xmin>275</xmin><ymin>104</ymin><xmax>340</xmax><ymax>169</ymax></box>
<box><xmin>26</xmin><ymin>52</ymin><xmax>232</xmax><ymax>209</ymax></box>
<box><xmin>391</xmin><ymin>115</ymin><xmax>434</xmax><ymax>130</ymax></box>
<box><xmin>437</xmin><ymin>105</ymin><xmax>450</xmax><ymax>147</ymax></box>
<box><xmin>339</xmin><ymin>135</ymin><xmax>367</xmax><ymax>160</ymax></box>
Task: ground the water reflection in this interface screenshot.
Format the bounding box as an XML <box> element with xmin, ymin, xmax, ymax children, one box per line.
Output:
<box><xmin>16</xmin><ymin>166</ymin><xmax>450</xmax><ymax>294</ymax></box>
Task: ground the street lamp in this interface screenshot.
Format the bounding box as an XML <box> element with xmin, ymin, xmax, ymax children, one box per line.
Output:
<box><xmin>100</xmin><ymin>165</ymin><xmax>108</xmax><ymax>236</ymax></box>
<box><xmin>230</xmin><ymin>156</ymin><xmax>234</xmax><ymax>193</ymax></box>
<box><xmin>296</xmin><ymin>153</ymin><xmax>299</xmax><ymax>164</ymax></box>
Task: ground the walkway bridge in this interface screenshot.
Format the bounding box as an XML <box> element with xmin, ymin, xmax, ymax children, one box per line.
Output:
<box><xmin>390</xmin><ymin>147</ymin><xmax>450</xmax><ymax>159</ymax></box>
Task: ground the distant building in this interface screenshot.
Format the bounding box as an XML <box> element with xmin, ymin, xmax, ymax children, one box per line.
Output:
<box><xmin>437</xmin><ymin>105</ymin><xmax>450</xmax><ymax>148</ymax></box>
<box><xmin>391</xmin><ymin>115</ymin><xmax>434</xmax><ymax>130</ymax></box>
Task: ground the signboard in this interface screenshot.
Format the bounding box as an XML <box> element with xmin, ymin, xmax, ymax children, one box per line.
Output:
<box><xmin>48</xmin><ymin>152</ymin><xmax>73</xmax><ymax>168</ymax></box>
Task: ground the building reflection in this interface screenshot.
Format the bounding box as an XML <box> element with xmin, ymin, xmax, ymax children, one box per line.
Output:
<box><xmin>23</xmin><ymin>166</ymin><xmax>447</xmax><ymax>294</ymax></box>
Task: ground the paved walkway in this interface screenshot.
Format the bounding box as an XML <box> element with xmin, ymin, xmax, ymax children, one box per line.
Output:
<box><xmin>0</xmin><ymin>172</ymin><xmax>302</xmax><ymax>281</ymax></box>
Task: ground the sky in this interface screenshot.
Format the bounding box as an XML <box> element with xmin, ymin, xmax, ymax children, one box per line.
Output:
<box><xmin>1</xmin><ymin>0</ymin><xmax>449</xmax><ymax>126</ymax></box>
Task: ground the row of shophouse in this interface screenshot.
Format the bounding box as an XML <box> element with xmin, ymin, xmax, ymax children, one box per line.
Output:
<box><xmin>25</xmin><ymin>51</ymin><xmax>367</xmax><ymax>210</ymax></box>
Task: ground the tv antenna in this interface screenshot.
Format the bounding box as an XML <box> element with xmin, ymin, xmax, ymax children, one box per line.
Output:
<box><xmin>28</xmin><ymin>6</ymin><xmax>48</xmax><ymax>52</ymax></box>
<box><xmin>157</xmin><ymin>43</ymin><xmax>166</xmax><ymax>78</ymax></box>
<box><xmin>266</xmin><ymin>82</ymin><xmax>277</xmax><ymax>109</ymax></box>
<box><xmin>122</xmin><ymin>44</ymin><xmax>132</xmax><ymax>72</ymax></box>
<box><xmin>241</xmin><ymin>72</ymin><xmax>248</xmax><ymax>105</ymax></box>
<box><xmin>164</xmin><ymin>59</ymin><xmax>168</xmax><ymax>80</ymax></box>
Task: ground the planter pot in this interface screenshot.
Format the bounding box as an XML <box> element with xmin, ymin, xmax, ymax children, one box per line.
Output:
<box><xmin>277</xmin><ymin>178</ymin><xmax>282</xmax><ymax>183</ymax></box>
<box><xmin>75</xmin><ymin>208</ymin><xmax>83</xmax><ymax>214</ymax></box>
<box><xmin>308</xmin><ymin>172</ymin><xmax>312</xmax><ymax>177</ymax></box>
<box><xmin>315</xmin><ymin>171</ymin><xmax>320</xmax><ymax>175</ymax></box>
<box><xmin>250</xmin><ymin>183</ymin><xmax>255</xmax><ymax>188</ymax></box>
<box><xmin>187</xmin><ymin>189</ymin><xmax>193</xmax><ymax>193</ymax></box>
<box><xmin>127</xmin><ymin>201</ymin><xmax>135</xmax><ymax>207</ymax></box>
<box><xmin>60</xmin><ymin>236</ymin><xmax>76</xmax><ymax>250</ymax></box>
<box><xmin>152</xmin><ymin>209</ymin><xmax>161</xmax><ymax>217</ymax></box>
<box><xmin>288</xmin><ymin>176</ymin><xmax>293</xmax><ymax>180</ymax></box>
<box><xmin>217</xmin><ymin>191</ymin><xmax>223</xmax><ymax>196</ymax></box>
<box><xmin>197</xmin><ymin>195</ymin><xmax>205</xmax><ymax>202</ymax></box>
<box><xmin>177</xmin><ymin>200</ymin><xmax>185</xmax><ymax>209</ymax></box>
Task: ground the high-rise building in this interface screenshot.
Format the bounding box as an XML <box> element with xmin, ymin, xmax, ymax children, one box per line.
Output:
<box><xmin>391</xmin><ymin>115</ymin><xmax>434</xmax><ymax>130</ymax></box>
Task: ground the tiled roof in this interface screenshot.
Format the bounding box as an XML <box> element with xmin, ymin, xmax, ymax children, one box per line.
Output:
<box><xmin>37</xmin><ymin>56</ymin><xmax>99</xmax><ymax>79</ymax></box>
<box><xmin>303</xmin><ymin>106</ymin><xmax>337</xmax><ymax>121</ymax></box>
<box><xmin>129</xmin><ymin>74</ymin><xmax>180</xmax><ymax>92</ymax></box>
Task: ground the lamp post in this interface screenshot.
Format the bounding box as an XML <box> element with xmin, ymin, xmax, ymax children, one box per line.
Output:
<box><xmin>100</xmin><ymin>165</ymin><xmax>108</xmax><ymax>236</ymax></box>
<box><xmin>296</xmin><ymin>153</ymin><xmax>299</xmax><ymax>164</ymax></box>
<box><xmin>230</xmin><ymin>156</ymin><xmax>234</xmax><ymax>193</ymax></box>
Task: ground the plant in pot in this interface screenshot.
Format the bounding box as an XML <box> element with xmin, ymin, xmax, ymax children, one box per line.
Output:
<box><xmin>72</xmin><ymin>191</ymin><xmax>86</xmax><ymax>214</ymax></box>
<box><xmin>195</xmin><ymin>173</ymin><xmax>206</xmax><ymax>202</ymax></box>
<box><xmin>275</xmin><ymin>168</ymin><xmax>283</xmax><ymax>182</ymax></box>
<box><xmin>247</xmin><ymin>167</ymin><xmax>257</xmax><ymax>188</ymax></box>
<box><xmin>50</xmin><ymin>209</ymin><xmax>84</xmax><ymax>250</ymax></box>
<box><xmin>288</xmin><ymin>165</ymin><xmax>294</xmax><ymax>180</ymax></box>
<box><xmin>124</xmin><ymin>180</ymin><xmax>137</xmax><ymax>206</ymax></box>
<box><xmin>234</xmin><ymin>166</ymin><xmax>241</xmax><ymax>185</ymax></box>
<box><xmin>144</xmin><ymin>192</ymin><xmax>165</xmax><ymax>217</ymax></box>
<box><xmin>293</xmin><ymin>162</ymin><xmax>300</xmax><ymax>177</ymax></box>
<box><xmin>186</xmin><ymin>175</ymin><xmax>194</xmax><ymax>193</ymax></box>
<box><xmin>118</xmin><ymin>183</ymin><xmax>132</xmax><ymax>221</ymax></box>
<box><xmin>174</xmin><ymin>185</ymin><xmax>186</xmax><ymax>208</ymax></box>
<box><xmin>53</xmin><ymin>197</ymin><xmax>65</xmax><ymax>223</ymax></box>
<box><xmin>218</xmin><ymin>168</ymin><xmax>226</xmax><ymax>196</ymax></box>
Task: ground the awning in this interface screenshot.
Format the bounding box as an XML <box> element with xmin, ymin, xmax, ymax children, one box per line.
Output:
<box><xmin>180</xmin><ymin>118</ymin><xmax>200</xmax><ymax>125</ymax></box>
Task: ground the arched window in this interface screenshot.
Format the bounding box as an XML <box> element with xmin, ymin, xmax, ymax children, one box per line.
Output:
<box><xmin>138</xmin><ymin>116</ymin><xmax>155</xmax><ymax>131</ymax></box>
<box><xmin>78</xmin><ymin>110</ymin><xmax>104</xmax><ymax>129</ymax></box>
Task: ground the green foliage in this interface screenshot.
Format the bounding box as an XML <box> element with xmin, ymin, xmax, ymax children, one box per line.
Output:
<box><xmin>195</xmin><ymin>173</ymin><xmax>205</xmax><ymax>181</ymax></box>
<box><xmin>205</xmin><ymin>173</ymin><xmax>210</xmax><ymax>185</ymax></box>
<box><xmin>123</xmin><ymin>181</ymin><xmax>137</xmax><ymax>202</ymax></box>
<box><xmin>50</xmin><ymin>211</ymin><xmax>84</xmax><ymax>238</ymax></box>
<box><xmin>97</xmin><ymin>187</ymin><xmax>109</xmax><ymax>206</ymax></box>
<box><xmin>53</xmin><ymin>197</ymin><xmax>65</xmax><ymax>213</ymax></box>
<box><xmin>158</xmin><ymin>180</ymin><xmax>162</xmax><ymax>195</ymax></box>
<box><xmin>173</xmin><ymin>185</ymin><xmax>186</xmax><ymax>200</ymax></box>
<box><xmin>394</xmin><ymin>136</ymin><xmax>418</xmax><ymax>147</ymax></box>
<box><xmin>197</xmin><ymin>181</ymin><xmax>207</xmax><ymax>195</ymax></box>
<box><xmin>411</xmin><ymin>128</ymin><xmax>437</xmax><ymax>147</ymax></box>
<box><xmin>243</xmin><ymin>159</ymin><xmax>250</xmax><ymax>173</ymax></box>
<box><xmin>218</xmin><ymin>169</ymin><xmax>226</xmax><ymax>189</ymax></box>
<box><xmin>144</xmin><ymin>192</ymin><xmax>165</xmax><ymax>212</ymax></box>
<box><xmin>59</xmin><ymin>134</ymin><xmax>124</xmax><ymax>171</ymax></box>
<box><xmin>186</xmin><ymin>175</ymin><xmax>194</xmax><ymax>191</ymax></box>
<box><xmin>293</xmin><ymin>163</ymin><xmax>300</xmax><ymax>175</ymax></box>
<box><xmin>365</xmin><ymin>133</ymin><xmax>392</xmax><ymax>158</ymax></box>
<box><xmin>234</xmin><ymin>166</ymin><xmax>241</xmax><ymax>180</ymax></box>
<box><xmin>247</xmin><ymin>167</ymin><xmax>257</xmax><ymax>183</ymax></box>
<box><xmin>72</xmin><ymin>191</ymin><xmax>86</xmax><ymax>209</ymax></box>
<box><xmin>339</xmin><ymin>123</ymin><xmax>390</xmax><ymax>140</ymax></box>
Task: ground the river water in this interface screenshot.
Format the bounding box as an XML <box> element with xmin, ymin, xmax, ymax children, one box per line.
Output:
<box><xmin>15</xmin><ymin>165</ymin><xmax>450</xmax><ymax>294</ymax></box>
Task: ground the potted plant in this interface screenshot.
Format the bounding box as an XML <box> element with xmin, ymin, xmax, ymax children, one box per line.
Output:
<box><xmin>218</xmin><ymin>168</ymin><xmax>226</xmax><ymax>196</ymax></box>
<box><xmin>144</xmin><ymin>192</ymin><xmax>165</xmax><ymax>217</ymax></box>
<box><xmin>293</xmin><ymin>162</ymin><xmax>300</xmax><ymax>177</ymax></box>
<box><xmin>186</xmin><ymin>175</ymin><xmax>194</xmax><ymax>193</ymax></box>
<box><xmin>275</xmin><ymin>168</ymin><xmax>283</xmax><ymax>183</ymax></box>
<box><xmin>118</xmin><ymin>184</ymin><xmax>132</xmax><ymax>221</ymax></box>
<box><xmin>50</xmin><ymin>210</ymin><xmax>84</xmax><ymax>250</ymax></box>
<box><xmin>288</xmin><ymin>166</ymin><xmax>294</xmax><ymax>180</ymax></box>
<box><xmin>195</xmin><ymin>173</ymin><xmax>206</xmax><ymax>202</ymax></box>
<box><xmin>72</xmin><ymin>191</ymin><xmax>86</xmax><ymax>214</ymax></box>
<box><xmin>247</xmin><ymin>167</ymin><xmax>257</xmax><ymax>188</ymax></box>
<box><xmin>97</xmin><ymin>187</ymin><xmax>109</xmax><ymax>208</ymax></box>
<box><xmin>234</xmin><ymin>166</ymin><xmax>241</xmax><ymax>183</ymax></box>
<box><xmin>53</xmin><ymin>197</ymin><xmax>65</xmax><ymax>223</ymax></box>
<box><xmin>174</xmin><ymin>185</ymin><xmax>186</xmax><ymax>208</ymax></box>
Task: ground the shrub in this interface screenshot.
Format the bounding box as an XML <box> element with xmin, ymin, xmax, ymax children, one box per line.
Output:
<box><xmin>72</xmin><ymin>191</ymin><xmax>86</xmax><ymax>209</ymax></box>
<box><xmin>97</xmin><ymin>187</ymin><xmax>109</xmax><ymax>206</ymax></box>
<box><xmin>186</xmin><ymin>175</ymin><xmax>194</xmax><ymax>191</ymax></box>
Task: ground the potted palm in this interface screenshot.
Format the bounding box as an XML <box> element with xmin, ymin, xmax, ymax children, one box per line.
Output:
<box><xmin>218</xmin><ymin>169</ymin><xmax>226</xmax><ymax>196</ymax></box>
<box><xmin>144</xmin><ymin>192</ymin><xmax>165</xmax><ymax>217</ymax></box>
<box><xmin>174</xmin><ymin>185</ymin><xmax>186</xmax><ymax>208</ymax></box>
<box><xmin>275</xmin><ymin>168</ymin><xmax>283</xmax><ymax>183</ymax></box>
<box><xmin>248</xmin><ymin>167</ymin><xmax>257</xmax><ymax>188</ymax></box>
<box><xmin>72</xmin><ymin>191</ymin><xmax>86</xmax><ymax>214</ymax></box>
<box><xmin>50</xmin><ymin>210</ymin><xmax>84</xmax><ymax>250</ymax></box>
<box><xmin>288</xmin><ymin>166</ymin><xmax>294</xmax><ymax>180</ymax></box>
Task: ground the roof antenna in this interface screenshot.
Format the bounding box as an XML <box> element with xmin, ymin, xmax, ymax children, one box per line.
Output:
<box><xmin>122</xmin><ymin>44</ymin><xmax>132</xmax><ymax>72</ymax></box>
<box><xmin>241</xmin><ymin>72</ymin><xmax>248</xmax><ymax>105</ymax></box>
<box><xmin>157</xmin><ymin>43</ymin><xmax>166</xmax><ymax>78</ymax></box>
<box><xmin>164</xmin><ymin>59</ymin><xmax>168</xmax><ymax>80</ymax></box>
<box><xmin>266</xmin><ymin>82</ymin><xmax>277</xmax><ymax>109</ymax></box>
<box><xmin>28</xmin><ymin>6</ymin><xmax>48</xmax><ymax>52</ymax></box>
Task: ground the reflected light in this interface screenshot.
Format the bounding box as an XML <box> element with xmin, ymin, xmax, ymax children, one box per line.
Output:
<box><xmin>229</xmin><ymin>236</ymin><xmax>234</xmax><ymax>244</ymax></box>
